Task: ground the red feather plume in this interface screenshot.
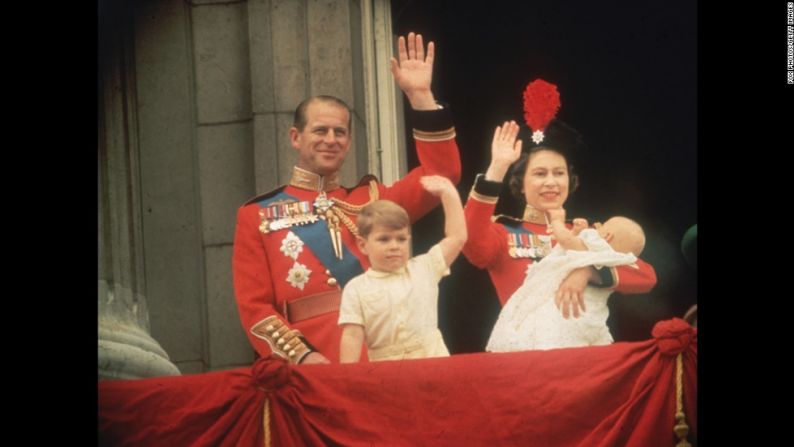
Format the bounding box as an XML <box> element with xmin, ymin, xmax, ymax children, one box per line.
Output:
<box><xmin>522</xmin><ymin>79</ymin><xmax>561</xmax><ymax>133</ymax></box>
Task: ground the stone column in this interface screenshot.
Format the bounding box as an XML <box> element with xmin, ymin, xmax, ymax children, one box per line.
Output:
<box><xmin>98</xmin><ymin>0</ymin><xmax>180</xmax><ymax>380</ymax></box>
<box><xmin>97</xmin><ymin>0</ymin><xmax>380</xmax><ymax>374</ymax></box>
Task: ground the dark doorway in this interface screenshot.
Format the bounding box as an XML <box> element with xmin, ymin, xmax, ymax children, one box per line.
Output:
<box><xmin>394</xmin><ymin>0</ymin><xmax>697</xmax><ymax>352</ymax></box>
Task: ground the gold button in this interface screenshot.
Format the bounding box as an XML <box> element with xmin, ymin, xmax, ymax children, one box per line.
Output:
<box><xmin>327</xmin><ymin>277</ymin><xmax>338</xmax><ymax>286</ymax></box>
<box><xmin>325</xmin><ymin>270</ymin><xmax>331</xmax><ymax>275</ymax></box>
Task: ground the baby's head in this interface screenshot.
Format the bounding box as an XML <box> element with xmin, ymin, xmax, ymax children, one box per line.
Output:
<box><xmin>356</xmin><ymin>200</ymin><xmax>411</xmax><ymax>272</ymax></box>
<box><xmin>598</xmin><ymin>216</ymin><xmax>645</xmax><ymax>256</ymax></box>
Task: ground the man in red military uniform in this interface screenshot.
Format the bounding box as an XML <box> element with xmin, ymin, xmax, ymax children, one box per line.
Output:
<box><xmin>233</xmin><ymin>32</ymin><xmax>461</xmax><ymax>364</ymax></box>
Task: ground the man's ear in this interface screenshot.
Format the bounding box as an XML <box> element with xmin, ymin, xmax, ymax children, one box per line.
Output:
<box><xmin>289</xmin><ymin>127</ymin><xmax>301</xmax><ymax>150</ymax></box>
<box><xmin>356</xmin><ymin>236</ymin><xmax>368</xmax><ymax>255</ymax></box>
<box><xmin>604</xmin><ymin>231</ymin><xmax>613</xmax><ymax>243</ymax></box>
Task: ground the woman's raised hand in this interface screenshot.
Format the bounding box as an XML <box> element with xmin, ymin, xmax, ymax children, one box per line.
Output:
<box><xmin>485</xmin><ymin>120</ymin><xmax>523</xmax><ymax>182</ymax></box>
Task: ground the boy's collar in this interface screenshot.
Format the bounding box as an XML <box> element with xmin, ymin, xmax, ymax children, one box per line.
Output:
<box><xmin>366</xmin><ymin>267</ymin><xmax>407</xmax><ymax>278</ymax></box>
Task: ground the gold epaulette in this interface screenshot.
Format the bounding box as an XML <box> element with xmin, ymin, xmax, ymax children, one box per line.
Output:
<box><xmin>346</xmin><ymin>174</ymin><xmax>380</xmax><ymax>190</ymax></box>
<box><xmin>336</xmin><ymin>176</ymin><xmax>380</xmax><ymax>212</ymax></box>
<box><xmin>250</xmin><ymin>316</ymin><xmax>312</xmax><ymax>364</ymax></box>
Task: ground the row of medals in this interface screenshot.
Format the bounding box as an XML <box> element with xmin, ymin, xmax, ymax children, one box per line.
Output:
<box><xmin>259</xmin><ymin>193</ymin><xmax>338</xmax><ymax>234</ymax></box>
<box><xmin>262</xmin><ymin>211</ymin><xmax>318</xmax><ymax>233</ymax></box>
<box><xmin>259</xmin><ymin>192</ymin><xmax>346</xmax><ymax>259</ymax></box>
<box><xmin>508</xmin><ymin>234</ymin><xmax>552</xmax><ymax>260</ymax></box>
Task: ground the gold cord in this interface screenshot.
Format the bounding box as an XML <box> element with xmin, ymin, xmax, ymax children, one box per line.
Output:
<box><xmin>263</xmin><ymin>398</ymin><xmax>271</xmax><ymax>447</ymax></box>
<box><xmin>330</xmin><ymin>180</ymin><xmax>379</xmax><ymax>214</ymax></box>
<box><xmin>673</xmin><ymin>353</ymin><xmax>692</xmax><ymax>447</ymax></box>
<box><xmin>327</xmin><ymin>180</ymin><xmax>380</xmax><ymax>236</ymax></box>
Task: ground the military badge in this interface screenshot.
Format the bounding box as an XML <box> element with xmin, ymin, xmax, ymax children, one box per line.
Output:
<box><xmin>259</xmin><ymin>200</ymin><xmax>319</xmax><ymax>234</ymax></box>
<box><xmin>508</xmin><ymin>233</ymin><xmax>553</xmax><ymax>260</ymax></box>
<box><xmin>533</xmin><ymin>234</ymin><xmax>553</xmax><ymax>258</ymax></box>
<box><xmin>286</xmin><ymin>262</ymin><xmax>311</xmax><ymax>290</ymax></box>
<box><xmin>314</xmin><ymin>192</ymin><xmax>344</xmax><ymax>259</ymax></box>
<box><xmin>279</xmin><ymin>231</ymin><xmax>304</xmax><ymax>260</ymax></box>
<box><xmin>313</xmin><ymin>192</ymin><xmax>334</xmax><ymax>214</ymax></box>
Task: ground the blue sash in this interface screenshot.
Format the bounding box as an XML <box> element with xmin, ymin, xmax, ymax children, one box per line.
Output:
<box><xmin>258</xmin><ymin>192</ymin><xmax>364</xmax><ymax>288</ymax></box>
<box><xmin>503</xmin><ymin>223</ymin><xmax>531</xmax><ymax>236</ymax></box>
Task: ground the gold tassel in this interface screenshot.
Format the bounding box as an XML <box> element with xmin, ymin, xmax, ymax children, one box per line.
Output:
<box><xmin>325</xmin><ymin>210</ymin><xmax>343</xmax><ymax>259</ymax></box>
<box><xmin>332</xmin><ymin>207</ymin><xmax>360</xmax><ymax>237</ymax></box>
<box><xmin>674</xmin><ymin>353</ymin><xmax>692</xmax><ymax>447</ymax></box>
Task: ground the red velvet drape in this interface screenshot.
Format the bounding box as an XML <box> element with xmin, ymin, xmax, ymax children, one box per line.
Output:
<box><xmin>99</xmin><ymin>318</ymin><xmax>696</xmax><ymax>446</ymax></box>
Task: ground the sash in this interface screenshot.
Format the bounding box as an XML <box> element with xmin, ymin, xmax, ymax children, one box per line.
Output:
<box><xmin>258</xmin><ymin>192</ymin><xmax>364</xmax><ymax>288</ymax></box>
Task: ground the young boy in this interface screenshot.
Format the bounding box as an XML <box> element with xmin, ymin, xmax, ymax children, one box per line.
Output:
<box><xmin>338</xmin><ymin>175</ymin><xmax>467</xmax><ymax>362</ymax></box>
<box><xmin>487</xmin><ymin>208</ymin><xmax>646</xmax><ymax>352</ymax></box>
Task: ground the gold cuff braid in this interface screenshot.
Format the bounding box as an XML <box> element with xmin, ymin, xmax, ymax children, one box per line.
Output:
<box><xmin>468</xmin><ymin>190</ymin><xmax>498</xmax><ymax>204</ymax></box>
<box><xmin>251</xmin><ymin>316</ymin><xmax>312</xmax><ymax>364</ymax></box>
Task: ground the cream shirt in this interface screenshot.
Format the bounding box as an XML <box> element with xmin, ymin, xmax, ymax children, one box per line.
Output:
<box><xmin>338</xmin><ymin>244</ymin><xmax>450</xmax><ymax>361</ymax></box>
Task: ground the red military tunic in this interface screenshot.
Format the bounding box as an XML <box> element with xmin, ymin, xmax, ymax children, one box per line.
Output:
<box><xmin>463</xmin><ymin>176</ymin><xmax>657</xmax><ymax>306</ymax></box>
<box><xmin>233</xmin><ymin>109</ymin><xmax>460</xmax><ymax>363</ymax></box>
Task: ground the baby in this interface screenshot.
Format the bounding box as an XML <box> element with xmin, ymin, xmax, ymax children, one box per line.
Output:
<box><xmin>487</xmin><ymin>208</ymin><xmax>645</xmax><ymax>352</ymax></box>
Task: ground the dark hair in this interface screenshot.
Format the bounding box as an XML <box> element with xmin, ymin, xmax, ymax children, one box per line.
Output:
<box><xmin>508</xmin><ymin>146</ymin><xmax>580</xmax><ymax>200</ymax></box>
<box><xmin>292</xmin><ymin>95</ymin><xmax>352</xmax><ymax>131</ymax></box>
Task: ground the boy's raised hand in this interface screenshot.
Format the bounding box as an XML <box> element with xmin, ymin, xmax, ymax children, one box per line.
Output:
<box><xmin>420</xmin><ymin>175</ymin><xmax>455</xmax><ymax>197</ymax></box>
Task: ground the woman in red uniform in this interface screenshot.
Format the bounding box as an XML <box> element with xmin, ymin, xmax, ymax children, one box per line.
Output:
<box><xmin>462</xmin><ymin>80</ymin><xmax>656</xmax><ymax>320</ymax></box>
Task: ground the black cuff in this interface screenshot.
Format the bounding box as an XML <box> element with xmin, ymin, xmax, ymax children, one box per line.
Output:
<box><xmin>299</xmin><ymin>336</ymin><xmax>317</xmax><ymax>352</ymax></box>
<box><xmin>296</xmin><ymin>336</ymin><xmax>316</xmax><ymax>364</ymax></box>
<box><xmin>473</xmin><ymin>173</ymin><xmax>503</xmax><ymax>197</ymax></box>
<box><xmin>408</xmin><ymin>102</ymin><xmax>453</xmax><ymax>131</ymax></box>
<box><xmin>590</xmin><ymin>266</ymin><xmax>615</xmax><ymax>289</ymax></box>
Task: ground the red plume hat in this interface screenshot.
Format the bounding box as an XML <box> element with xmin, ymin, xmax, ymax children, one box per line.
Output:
<box><xmin>522</xmin><ymin>79</ymin><xmax>561</xmax><ymax>144</ymax></box>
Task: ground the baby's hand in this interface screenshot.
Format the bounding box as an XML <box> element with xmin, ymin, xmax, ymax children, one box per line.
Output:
<box><xmin>547</xmin><ymin>208</ymin><xmax>566</xmax><ymax>223</ymax></box>
<box><xmin>571</xmin><ymin>218</ymin><xmax>589</xmax><ymax>235</ymax></box>
<box><xmin>420</xmin><ymin>175</ymin><xmax>455</xmax><ymax>197</ymax></box>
